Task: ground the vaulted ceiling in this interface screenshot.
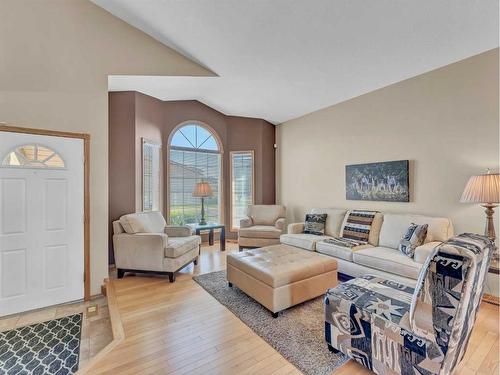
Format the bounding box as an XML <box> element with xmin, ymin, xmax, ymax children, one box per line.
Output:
<box><xmin>93</xmin><ymin>0</ymin><xmax>498</xmax><ymax>124</ymax></box>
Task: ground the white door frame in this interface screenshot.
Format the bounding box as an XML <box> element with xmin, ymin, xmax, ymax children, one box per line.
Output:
<box><xmin>0</xmin><ymin>123</ymin><xmax>91</xmax><ymax>301</ymax></box>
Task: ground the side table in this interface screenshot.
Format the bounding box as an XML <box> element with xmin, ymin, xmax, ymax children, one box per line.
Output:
<box><xmin>188</xmin><ymin>223</ymin><xmax>226</xmax><ymax>251</ymax></box>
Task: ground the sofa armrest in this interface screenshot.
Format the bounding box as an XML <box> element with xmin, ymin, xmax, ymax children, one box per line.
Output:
<box><xmin>240</xmin><ymin>217</ymin><xmax>253</xmax><ymax>228</ymax></box>
<box><xmin>164</xmin><ymin>226</ymin><xmax>192</xmax><ymax>237</ymax></box>
<box><xmin>287</xmin><ymin>222</ymin><xmax>304</xmax><ymax>234</ymax></box>
<box><xmin>414</xmin><ymin>241</ymin><xmax>442</xmax><ymax>264</ymax></box>
<box><xmin>113</xmin><ymin>233</ymin><xmax>167</xmax><ymax>271</ymax></box>
<box><xmin>275</xmin><ymin>218</ymin><xmax>286</xmax><ymax>232</ymax></box>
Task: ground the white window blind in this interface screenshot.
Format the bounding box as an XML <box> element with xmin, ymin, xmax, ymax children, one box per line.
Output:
<box><xmin>142</xmin><ymin>140</ymin><xmax>161</xmax><ymax>211</ymax></box>
<box><xmin>231</xmin><ymin>151</ymin><xmax>254</xmax><ymax>230</ymax></box>
<box><xmin>170</xmin><ymin>149</ymin><xmax>220</xmax><ymax>225</ymax></box>
<box><xmin>169</xmin><ymin>124</ymin><xmax>221</xmax><ymax>225</ymax></box>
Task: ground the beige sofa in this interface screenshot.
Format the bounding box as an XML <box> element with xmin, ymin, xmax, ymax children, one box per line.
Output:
<box><xmin>281</xmin><ymin>208</ymin><xmax>454</xmax><ymax>285</ymax></box>
<box><xmin>238</xmin><ymin>205</ymin><xmax>286</xmax><ymax>250</ymax></box>
<box><xmin>113</xmin><ymin>211</ymin><xmax>201</xmax><ymax>282</ymax></box>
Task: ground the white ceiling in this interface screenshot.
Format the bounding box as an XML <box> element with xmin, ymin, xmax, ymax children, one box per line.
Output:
<box><xmin>93</xmin><ymin>0</ymin><xmax>498</xmax><ymax>124</ymax></box>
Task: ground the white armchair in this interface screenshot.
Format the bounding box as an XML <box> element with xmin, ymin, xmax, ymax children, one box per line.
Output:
<box><xmin>113</xmin><ymin>211</ymin><xmax>201</xmax><ymax>282</ymax></box>
<box><xmin>237</xmin><ymin>205</ymin><xmax>286</xmax><ymax>250</ymax></box>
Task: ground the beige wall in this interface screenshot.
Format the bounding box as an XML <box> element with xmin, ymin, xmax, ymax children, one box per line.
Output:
<box><xmin>277</xmin><ymin>49</ymin><xmax>499</xmax><ymax>238</ymax></box>
<box><xmin>0</xmin><ymin>0</ymin><xmax>212</xmax><ymax>295</ymax></box>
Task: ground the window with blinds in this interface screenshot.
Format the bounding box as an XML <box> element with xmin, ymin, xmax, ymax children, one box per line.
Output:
<box><xmin>230</xmin><ymin>151</ymin><xmax>254</xmax><ymax>230</ymax></box>
<box><xmin>169</xmin><ymin>124</ymin><xmax>221</xmax><ymax>225</ymax></box>
<box><xmin>142</xmin><ymin>140</ymin><xmax>161</xmax><ymax>211</ymax></box>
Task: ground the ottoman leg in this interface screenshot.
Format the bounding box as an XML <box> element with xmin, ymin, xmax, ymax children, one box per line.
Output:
<box><xmin>328</xmin><ymin>344</ymin><xmax>340</xmax><ymax>353</ymax></box>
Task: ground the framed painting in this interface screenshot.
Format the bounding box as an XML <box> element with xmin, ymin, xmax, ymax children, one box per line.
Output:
<box><xmin>346</xmin><ymin>160</ymin><xmax>409</xmax><ymax>202</ymax></box>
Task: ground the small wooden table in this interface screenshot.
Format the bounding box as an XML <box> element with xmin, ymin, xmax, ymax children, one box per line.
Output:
<box><xmin>188</xmin><ymin>223</ymin><xmax>226</xmax><ymax>251</ymax></box>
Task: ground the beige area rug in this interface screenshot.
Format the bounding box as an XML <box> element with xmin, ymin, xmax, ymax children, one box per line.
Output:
<box><xmin>193</xmin><ymin>271</ymin><xmax>348</xmax><ymax>375</ymax></box>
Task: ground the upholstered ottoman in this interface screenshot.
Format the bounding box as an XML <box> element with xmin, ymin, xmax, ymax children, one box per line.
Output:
<box><xmin>227</xmin><ymin>244</ymin><xmax>338</xmax><ymax>317</ymax></box>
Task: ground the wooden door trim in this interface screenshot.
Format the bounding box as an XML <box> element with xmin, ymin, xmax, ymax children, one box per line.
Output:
<box><xmin>0</xmin><ymin>124</ymin><xmax>91</xmax><ymax>301</ymax></box>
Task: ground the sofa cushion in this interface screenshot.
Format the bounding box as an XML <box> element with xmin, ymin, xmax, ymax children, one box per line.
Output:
<box><xmin>310</xmin><ymin>208</ymin><xmax>347</xmax><ymax>237</ymax></box>
<box><xmin>378</xmin><ymin>214</ymin><xmax>453</xmax><ymax>249</ymax></box>
<box><xmin>353</xmin><ymin>246</ymin><xmax>422</xmax><ymax>279</ymax></box>
<box><xmin>340</xmin><ymin>210</ymin><xmax>383</xmax><ymax>246</ymax></box>
<box><xmin>316</xmin><ymin>240</ymin><xmax>372</xmax><ymax>261</ymax></box>
<box><xmin>280</xmin><ymin>233</ymin><xmax>331</xmax><ymax>251</ymax></box>
<box><xmin>119</xmin><ymin>213</ymin><xmax>153</xmax><ymax>234</ymax></box>
<box><xmin>164</xmin><ymin>235</ymin><xmax>201</xmax><ymax>258</ymax></box>
<box><xmin>227</xmin><ymin>244</ymin><xmax>337</xmax><ymax>288</ymax></box>
<box><xmin>239</xmin><ymin>225</ymin><xmax>282</xmax><ymax>239</ymax></box>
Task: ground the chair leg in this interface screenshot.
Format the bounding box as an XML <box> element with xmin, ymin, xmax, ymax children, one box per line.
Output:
<box><xmin>168</xmin><ymin>273</ymin><xmax>176</xmax><ymax>283</ymax></box>
<box><xmin>117</xmin><ymin>269</ymin><xmax>125</xmax><ymax>279</ymax></box>
<box><xmin>328</xmin><ymin>344</ymin><xmax>340</xmax><ymax>353</ymax></box>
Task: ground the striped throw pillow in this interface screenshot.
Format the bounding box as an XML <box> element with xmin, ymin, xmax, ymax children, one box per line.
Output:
<box><xmin>341</xmin><ymin>210</ymin><xmax>377</xmax><ymax>243</ymax></box>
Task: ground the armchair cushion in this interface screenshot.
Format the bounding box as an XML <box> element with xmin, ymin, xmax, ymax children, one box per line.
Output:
<box><xmin>164</xmin><ymin>235</ymin><xmax>201</xmax><ymax>258</ymax></box>
<box><xmin>119</xmin><ymin>213</ymin><xmax>153</xmax><ymax>234</ymax></box>
<box><xmin>247</xmin><ymin>205</ymin><xmax>286</xmax><ymax>226</ymax></box>
<box><xmin>240</xmin><ymin>217</ymin><xmax>253</xmax><ymax>228</ymax></box>
<box><xmin>274</xmin><ymin>218</ymin><xmax>286</xmax><ymax>231</ymax></box>
<box><xmin>164</xmin><ymin>226</ymin><xmax>192</xmax><ymax>237</ymax></box>
<box><xmin>238</xmin><ymin>225</ymin><xmax>282</xmax><ymax>239</ymax></box>
<box><xmin>119</xmin><ymin>211</ymin><xmax>166</xmax><ymax>234</ymax></box>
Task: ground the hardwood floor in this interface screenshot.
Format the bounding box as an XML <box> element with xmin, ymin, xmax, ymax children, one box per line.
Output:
<box><xmin>82</xmin><ymin>242</ymin><xmax>500</xmax><ymax>375</ymax></box>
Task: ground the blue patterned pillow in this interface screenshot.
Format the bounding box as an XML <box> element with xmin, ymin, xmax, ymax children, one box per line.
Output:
<box><xmin>399</xmin><ymin>223</ymin><xmax>428</xmax><ymax>257</ymax></box>
<box><xmin>304</xmin><ymin>214</ymin><xmax>327</xmax><ymax>235</ymax></box>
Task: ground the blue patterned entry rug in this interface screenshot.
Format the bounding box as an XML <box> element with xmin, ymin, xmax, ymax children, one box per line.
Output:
<box><xmin>193</xmin><ymin>271</ymin><xmax>348</xmax><ymax>375</ymax></box>
<box><xmin>0</xmin><ymin>314</ymin><xmax>82</xmax><ymax>375</ymax></box>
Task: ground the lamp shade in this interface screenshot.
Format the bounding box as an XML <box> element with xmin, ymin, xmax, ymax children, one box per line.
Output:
<box><xmin>460</xmin><ymin>173</ymin><xmax>500</xmax><ymax>204</ymax></box>
<box><xmin>192</xmin><ymin>181</ymin><xmax>213</xmax><ymax>197</ymax></box>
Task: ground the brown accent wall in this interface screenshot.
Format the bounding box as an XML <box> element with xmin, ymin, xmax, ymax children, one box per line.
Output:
<box><xmin>108</xmin><ymin>91</ymin><xmax>276</xmax><ymax>259</ymax></box>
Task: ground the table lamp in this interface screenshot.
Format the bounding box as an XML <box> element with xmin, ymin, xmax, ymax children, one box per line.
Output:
<box><xmin>193</xmin><ymin>181</ymin><xmax>213</xmax><ymax>225</ymax></box>
<box><xmin>460</xmin><ymin>170</ymin><xmax>499</xmax><ymax>259</ymax></box>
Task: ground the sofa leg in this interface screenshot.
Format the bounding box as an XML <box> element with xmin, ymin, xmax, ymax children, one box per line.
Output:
<box><xmin>168</xmin><ymin>273</ymin><xmax>176</xmax><ymax>283</ymax></box>
<box><xmin>239</xmin><ymin>246</ymin><xmax>244</xmax><ymax>252</ymax></box>
<box><xmin>272</xmin><ymin>312</ymin><xmax>279</xmax><ymax>318</ymax></box>
<box><xmin>228</xmin><ymin>282</ymin><xmax>233</xmax><ymax>287</ymax></box>
<box><xmin>117</xmin><ymin>269</ymin><xmax>125</xmax><ymax>279</ymax></box>
<box><xmin>328</xmin><ymin>344</ymin><xmax>340</xmax><ymax>353</ymax></box>
<box><xmin>193</xmin><ymin>258</ymin><xmax>198</xmax><ymax>265</ymax></box>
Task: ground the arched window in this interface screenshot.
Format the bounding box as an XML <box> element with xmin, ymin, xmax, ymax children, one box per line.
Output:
<box><xmin>2</xmin><ymin>144</ymin><xmax>65</xmax><ymax>168</ymax></box>
<box><xmin>169</xmin><ymin>123</ymin><xmax>221</xmax><ymax>225</ymax></box>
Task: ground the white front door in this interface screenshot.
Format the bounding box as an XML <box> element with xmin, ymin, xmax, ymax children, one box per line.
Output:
<box><xmin>0</xmin><ymin>132</ymin><xmax>84</xmax><ymax>316</ymax></box>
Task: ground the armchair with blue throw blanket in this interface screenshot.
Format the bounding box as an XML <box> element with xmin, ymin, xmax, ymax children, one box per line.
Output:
<box><xmin>324</xmin><ymin>233</ymin><xmax>494</xmax><ymax>375</ymax></box>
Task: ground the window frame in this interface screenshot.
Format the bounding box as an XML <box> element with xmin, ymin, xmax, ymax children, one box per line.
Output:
<box><xmin>1</xmin><ymin>143</ymin><xmax>66</xmax><ymax>169</ymax></box>
<box><xmin>229</xmin><ymin>150</ymin><xmax>255</xmax><ymax>232</ymax></box>
<box><xmin>141</xmin><ymin>138</ymin><xmax>162</xmax><ymax>212</ymax></box>
<box><xmin>166</xmin><ymin>121</ymin><xmax>224</xmax><ymax>225</ymax></box>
